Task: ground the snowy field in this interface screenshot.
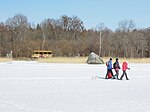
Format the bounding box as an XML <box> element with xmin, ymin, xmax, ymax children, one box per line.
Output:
<box><xmin>0</xmin><ymin>61</ymin><xmax>150</xmax><ymax>112</ymax></box>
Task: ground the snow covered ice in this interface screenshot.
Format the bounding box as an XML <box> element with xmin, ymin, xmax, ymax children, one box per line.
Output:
<box><xmin>0</xmin><ymin>61</ymin><xmax>150</xmax><ymax>112</ymax></box>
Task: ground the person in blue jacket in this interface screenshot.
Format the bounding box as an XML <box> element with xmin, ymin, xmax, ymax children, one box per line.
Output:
<box><xmin>105</xmin><ymin>58</ymin><xmax>114</xmax><ymax>79</ymax></box>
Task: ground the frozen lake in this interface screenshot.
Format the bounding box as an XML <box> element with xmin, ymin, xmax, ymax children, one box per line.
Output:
<box><xmin>0</xmin><ymin>61</ymin><xmax>150</xmax><ymax>112</ymax></box>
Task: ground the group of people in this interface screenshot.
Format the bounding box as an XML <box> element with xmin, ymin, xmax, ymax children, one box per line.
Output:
<box><xmin>105</xmin><ymin>58</ymin><xmax>130</xmax><ymax>80</ymax></box>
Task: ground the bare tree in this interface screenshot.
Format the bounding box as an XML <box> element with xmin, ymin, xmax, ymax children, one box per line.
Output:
<box><xmin>117</xmin><ymin>19</ymin><xmax>136</xmax><ymax>57</ymax></box>
<box><xmin>96</xmin><ymin>23</ymin><xmax>105</xmax><ymax>56</ymax></box>
<box><xmin>61</xmin><ymin>15</ymin><xmax>72</xmax><ymax>31</ymax></box>
<box><xmin>118</xmin><ymin>19</ymin><xmax>136</xmax><ymax>32</ymax></box>
<box><xmin>5</xmin><ymin>14</ymin><xmax>29</xmax><ymax>57</ymax></box>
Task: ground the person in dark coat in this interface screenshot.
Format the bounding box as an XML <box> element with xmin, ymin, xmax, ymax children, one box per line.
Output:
<box><xmin>120</xmin><ymin>61</ymin><xmax>130</xmax><ymax>80</ymax></box>
<box><xmin>113</xmin><ymin>58</ymin><xmax>121</xmax><ymax>79</ymax></box>
<box><xmin>105</xmin><ymin>58</ymin><xmax>114</xmax><ymax>79</ymax></box>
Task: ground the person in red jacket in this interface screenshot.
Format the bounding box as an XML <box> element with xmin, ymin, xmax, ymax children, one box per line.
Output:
<box><xmin>120</xmin><ymin>61</ymin><xmax>130</xmax><ymax>80</ymax></box>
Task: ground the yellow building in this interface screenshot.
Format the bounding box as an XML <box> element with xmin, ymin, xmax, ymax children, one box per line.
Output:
<box><xmin>32</xmin><ymin>50</ymin><xmax>53</xmax><ymax>59</ymax></box>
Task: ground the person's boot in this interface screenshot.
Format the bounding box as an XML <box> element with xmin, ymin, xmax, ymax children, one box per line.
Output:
<box><xmin>119</xmin><ymin>76</ymin><xmax>123</xmax><ymax>80</ymax></box>
<box><xmin>120</xmin><ymin>74</ymin><xmax>124</xmax><ymax>80</ymax></box>
<box><xmin>116</xmin><ymin>75</ymin><xmax>119</xmax><ymax>80</ymax></box>
<box><xmin>113</xmin><ymin>75</ymin><xmax>116</xmax><ymax>79</ymax></box>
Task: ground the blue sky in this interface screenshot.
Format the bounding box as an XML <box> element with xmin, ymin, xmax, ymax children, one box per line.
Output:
<box><xmin>0</xmin><ymin>0</ymin><xmax>150</xmax><ymax>30</ymax></box>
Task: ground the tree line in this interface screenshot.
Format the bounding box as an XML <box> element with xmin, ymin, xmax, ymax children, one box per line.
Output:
<box><xmin>0</xmin><ymin>14</ymin><xmax>149</xmax><ymax>58</ymax></box>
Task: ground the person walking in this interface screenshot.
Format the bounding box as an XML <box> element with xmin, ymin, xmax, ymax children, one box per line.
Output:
<box><xmin>113</xmin><ymin>58</ymin><xmax>121</xmax><ymax>79</ymax></box>
<box><xmin>105</xmin><ymin>58</ymin><xmax>114</xmax><ymax>79</ymax></box>
<box><xmin>120</xmin><ymin>61</ymin><xmax>130</xmax><ymax>80</ymax></box>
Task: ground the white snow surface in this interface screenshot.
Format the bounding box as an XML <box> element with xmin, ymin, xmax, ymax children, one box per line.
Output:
<box><xmin>0</xmin><ymin>61</ymin><xmax>150</xmax><ymax>112</ymax></box>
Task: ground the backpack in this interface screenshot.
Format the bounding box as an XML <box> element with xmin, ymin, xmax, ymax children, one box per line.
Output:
<box><xmin>106</xmin><ymin>61</ymin><xmax>108</xmax><ymax>66</ymax></box>
<box><xmin>113</xmin><ymin>62</ymin><xmax>116</xmax><ymax>69</ymax></box>
<box><xmin>108</xmin><ymin>72</ymin><xmax>112</xmax><ymax>78</ymax></box>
